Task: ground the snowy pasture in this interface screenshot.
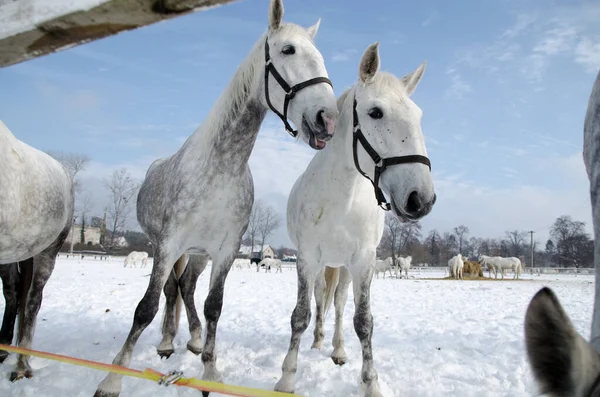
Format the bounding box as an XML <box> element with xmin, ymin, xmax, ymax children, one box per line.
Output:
<box><xmin>0</xmin><ymin>257</ymin><xmax>594</xmax><ymax>397</ymax></box>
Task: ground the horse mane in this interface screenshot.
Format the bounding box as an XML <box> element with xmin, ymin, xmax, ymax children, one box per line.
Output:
<box><xmin>193</xmin><ymin>23</ymin><xmax>309</xmax><ymax>147</ymax></box>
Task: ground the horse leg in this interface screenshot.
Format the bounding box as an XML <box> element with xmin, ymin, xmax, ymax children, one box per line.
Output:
<box><xmin>331</xmin><ymin>267</ymin><xmax>351</xmax><ymax>366</ymax></box>
<box><xmin>10</xmin><ymin>254</ymin><xmax>46</xmax><ymax>381</ymax></box>
<box><xmin>157</xmin><ymin>266</ymin><xmax>181</xmax><ymax>359</ymax></box>
<box><xmin>181</xmin><ymin>254</ymin><xmax>208</xmax><ymax>355</ymax></box>
<box><xmin>94</xmin><ymin>246</ymin><xmax>179</xmax><ymax>397</ymax></box>
<box><xmin>200</xmin><ymin>247</ymin><xmax>238</xmax><ymax>388</ymax></box>
<box><xmin>0</xmin><ymin>263</ymin><xmax>20</xmax><ymax>363</ymax></box>
<box><xmin>349</xmin><ymin>260</ymin><xmax>383</xmax><ymax>397</ymax></box>
<box><xmin>311</xmin><ymin>269</ymin><xmax>326</xmax><ymax>349</ymax></box>
<box><xmin>275</xmin><ymin>256</ymin><xmax>315</xmax><ymax>393</ymax></box>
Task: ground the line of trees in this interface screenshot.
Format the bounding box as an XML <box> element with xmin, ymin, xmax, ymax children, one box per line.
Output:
<box><xmin>377</xmin><ymin>214</ymin><xmax>594</xmax><ymax>268</ymax></box>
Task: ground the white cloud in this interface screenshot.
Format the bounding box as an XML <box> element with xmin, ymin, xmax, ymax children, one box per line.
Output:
<box><xmin>422</xmin><ymin>10</ymin><xmax>438</xmax><ymax>27</ymax></box>
<box><xmin>331</xmin><ymin>49</ymin><xmax>358</xmax><ymax>62</ymax></box>
<box><xmin>420</xmin><ymin>154</ymin><xmax>593</xmax><ymax>245</ymax></box>
<box><xmin>445</xmin><ymin>72</ymin><xmax>472</xmax><ymax>100</ymax></box>
<box><xmin>575</xmin><ymin>37</ymin><xmax>600</xmax><ymax>73</ymax></box>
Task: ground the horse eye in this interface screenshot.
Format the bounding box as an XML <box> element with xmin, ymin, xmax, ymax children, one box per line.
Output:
<box><xmin>368</xmin><ymin>107</ymin><xmax>383</xmax><ymax>119</ymax></box>
<box><xmin>281</xmin><ymin>45</ymin><xmax>296</xmax><ymax>55</ymax></box>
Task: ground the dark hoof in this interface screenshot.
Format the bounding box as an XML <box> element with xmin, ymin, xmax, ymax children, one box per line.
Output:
<box><xmin>202</xmin><ymin>391</ymin><xmax>210</xmax><ymax>397</ymax></box>
<box><xmin>331</xmin><ymin>356</ymin><xmax>346</xmax><ymax>366</ymax></box>
<box><xmin>0</xmin><ymin>350</ymin><xmax>9</xmax><ymax>363</ymax></box>
<box><xmin>187</xmin><ymin>342</ymin><xmax>203</xmax><ymax>355</ymax></box>
<box><xmin>93</xmin><ymin>391</ymin><xmax>120</xmax><ymax>397</ymax></box>
<box><xmin>157</xmin><ymin>349</ymin><xmax>174</xmax><ymax>359</ymax></box>
<box><xmin>10</xmin><ymin>369</ymin><xmax>32</xmax><ymax>382</ymax></box>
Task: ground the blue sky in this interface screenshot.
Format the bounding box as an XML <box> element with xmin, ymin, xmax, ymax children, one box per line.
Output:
<box><xmin>1</xmin><ymin>0</ymin><xmax>599</xmax><ymax>248</ymax></box>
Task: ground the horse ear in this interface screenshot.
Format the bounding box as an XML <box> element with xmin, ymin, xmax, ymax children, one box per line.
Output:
<box><xmin>306</xmin><ymin>18</ymin><xmax>320</xmax><ymax>39</ymax></box>
<box><xmin>269</xmin><ymin>0</ymin><xmax>284</xmax><ymax>31</ymax></box>
<box><xmin>401</xmin><ymin>61</ymin><xmax>426</xmax><ymax>96</ymax></box>
<box><xmin>525</xmin><ymin>287</ymin><xmax>600</xmax><ymax>395</ymax></box>
<box><xmin>359</xmin><ymin>42</ymin><xmax>380</xmax><ymax>84</ymax></box>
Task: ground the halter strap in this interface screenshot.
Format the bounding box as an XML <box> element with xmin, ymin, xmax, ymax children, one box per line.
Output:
<box><xmin>352</xmin><ymin>97</ymin><xmax>432</xmax><ymax>211</ymax></box>
<box><xmin>264</xmin><ymin>38</ymin><xmax>333</xmax><ymax>137</ymax></box>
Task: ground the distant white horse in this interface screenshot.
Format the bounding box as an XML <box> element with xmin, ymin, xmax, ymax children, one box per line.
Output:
<box><xmin>524</xmin><ymin>68</ymin><xmax>600</xmax><ymax>396</ymax></box>
<box><xmin>276</xmin><ymin>42</ymin><xmax>436</xmax><ymax>397</ymax></box>
<box><xmin>478</xmin><ymin>254</ymin><xmax>499</xmax><ymax>278</ymax></box>
<box><xmin>448</xmin><ymin>253</ymin><xmax>464</xmax><ymax>279</ymax></box>
<box><xmin>479</xmin><ymin>254</ymin><xmax>521</xmax><ymax>279</ymax></box>
<box><xmin>396</xmin><ymin>256</ymin><xmax>412</xmax><ymax>278</ymax></box>
<box><xmin>95</xmin><ymin>1</ymin><xmax>338</xmax><ymax>395</ymax></box>
<box><xmin>0</xmin><ymin>120</ymin><xmax>74</xmax><ymax>380</ymax></box>
<box><xmin>494</xmin><ymin>256</ymin><xmax>522</xmax><ymax>280</ymax></box>
<box><xmin>232</xmin><ymin>258</ymin><xmax>251</xmax><ymax>270</ymax></box>
<box><xmin>123</xmin><ymin>251</ymin><xmax>149</xmax><ymax>268</ymax></box>
<box><xmin>373</xmin><ymin>257</ymin><xmax>394</xmax><ymax>279</ymax></box>
<box><xmin>258</xmin><ymin>257</ymin><xmax>282</xmax><ymax>273</ymax></box>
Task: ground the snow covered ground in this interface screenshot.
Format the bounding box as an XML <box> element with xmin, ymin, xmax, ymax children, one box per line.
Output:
<box><xmin>0</xmin><ymin>257</ymin><xmax>595</xmax><ymax>396</ymax></box>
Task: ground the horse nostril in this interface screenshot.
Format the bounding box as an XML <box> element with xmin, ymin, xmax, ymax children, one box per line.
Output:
<box><xmin>316</xmin><ymin>110</ymin><xmax>325</xmax><ymax>130</ymax></box>
<box><xmin>405</xmin><ymin>191</ymin><xmax>422</xmax><ymax>215</ymax></box>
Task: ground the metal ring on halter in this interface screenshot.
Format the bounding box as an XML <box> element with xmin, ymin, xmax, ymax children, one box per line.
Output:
<box><xmin>158</xmin><ymin>370</ymin><xmax>183</xmax><ymax>386</ymax></box>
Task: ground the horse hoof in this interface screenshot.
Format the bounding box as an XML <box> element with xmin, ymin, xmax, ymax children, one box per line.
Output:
<box><xmin>310</xmin><ymin>342</ymin><xmax>323</xmax><ymax>350</ymax></box>
<box><xmin>157</xmin><ymin>349</ymin><xmax>174</xmax><ymax>359</ymax></box>
<box><xmin>187</xmin><ymin>342</ymin><xmax>203</xmax><ymax>355</ymax></box>
<box><xmin>10</xmin><ymin>369</ymin><xmax>32</xmax><ymax>382</ymax></box>
<box><xmin>331</xmin><ymin>356</ymin><xmax>347</xmax><ymax>366</ymax></box>
<box><xmin>202</xmin><ymin>391</ymin><xmax>210</xmax><ymax>397</ymax></box>
<box><xmin>93</xmin><ymin>391</ymin><xmax>120</xmax><ymax>397</ymax></box>
<box><xmin>0</xmin><ymin>350</ymin><xmax>9</xmax><ymax>363</ymax></box>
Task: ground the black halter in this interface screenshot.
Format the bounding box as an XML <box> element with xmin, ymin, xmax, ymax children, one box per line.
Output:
<box><xmin>352</xmin><ymin>95</ymin><xmax>432</xmax><ymax>211</ymax></box>
<box><xmin>264</xmin><ymin>38</ymin><xmax>334</xmax><ymax>138</ymax></box>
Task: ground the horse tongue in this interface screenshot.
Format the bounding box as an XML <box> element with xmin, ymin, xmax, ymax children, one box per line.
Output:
<box><xmin>309</xmin><ymin>134</ymin><xmax>326</xmax><ymax>150</ymax></box>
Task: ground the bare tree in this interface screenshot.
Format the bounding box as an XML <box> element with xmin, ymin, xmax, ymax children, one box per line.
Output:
<box><xmin>453</xmin><ymin>225</ymin><xmax>469</xmax><ymax>254</ymax></box>
<box><xmin>103</xmin><ymin>168</ymin><xmax>139</xmax><ymax>253</ymax></box>
<box><xmin>379</xmin><ymin>214</ymin><xmax>421</xmax><ymax>263</ymax></box>
<box><xmin>505</xmin><ymin>230</ymin><xmax>527</xmax><ymax>257</ymax></box>
<box><xmin>244</xmin><ymin>200</ymin><xmax>265</xmax><ymax>257</ymax></box>
<box><xmin>258</xmin><ymin>204</ymin><xmax>282</xmax><ymax>256</ymax></box>
<box><xmin>46</xmin><ymin>151</ymin><xmax>90</xmax><ymax>194</ymax></box>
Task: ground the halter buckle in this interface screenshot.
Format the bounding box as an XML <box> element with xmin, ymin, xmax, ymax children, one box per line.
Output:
<box><xmin>158</xmin><ymin>370</ymin><xmax>183</xmax><ymax>386</ymax></box>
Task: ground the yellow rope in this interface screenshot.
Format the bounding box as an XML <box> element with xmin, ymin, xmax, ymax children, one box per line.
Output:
<box><xmin>0</xmin><ymin>344</ymin><xmax>302</xmax><ymax>397</ymax></box>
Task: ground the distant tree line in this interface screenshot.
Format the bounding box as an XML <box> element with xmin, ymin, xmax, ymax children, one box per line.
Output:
<box><xmin>377</xmin><ymin>214</ymin><xmax>593</xmax><ymax>268</ymax></box>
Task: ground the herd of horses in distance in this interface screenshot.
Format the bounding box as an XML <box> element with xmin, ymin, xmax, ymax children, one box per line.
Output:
<box><xmin>1</xmin><ymin>0</ymin><xmax>600</xmax><ymax>396</ymax></box>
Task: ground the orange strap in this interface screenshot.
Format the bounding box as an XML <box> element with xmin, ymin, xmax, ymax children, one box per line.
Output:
<box><xmin>0</xmin><ymin>344</ymin><xmax>302</xmax><ymax>397</ymax></box>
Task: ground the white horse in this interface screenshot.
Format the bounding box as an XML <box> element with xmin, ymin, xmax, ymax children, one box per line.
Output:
<box><xmin>524</xmin><ymin>68</ymin><xmax>600</xmax><ymax>396</ymax></box>
<box><xmin>494</xmin><ymin>256</ymin><xmax>522</xmax><ymax>280</ymax></box>
<box><xmin>396</xmin><ymin>255</ymin><xmax>412</xmax><ymax>278</ymax></box>
<box><xmin>373</xmin><ymin>257</ymin><xmax>394</xmax><ymax>279</ymax></box>
<box><xmin>275</xmin><ymin>43</ymin><xmax>436</xmax><ymax>397</ymax></box>
<box><xmin>448</xmin><ymin>253</ymin><xmax>464</xmax><ymax>279</ymax></box>
<box><xmin>232</xmin><ymin>258</ymin><xmax>251</xmax><ymax>270</ymax></box>
<box><xmin>258</xmin><ymin>257</ymin><xmax>282</xmax><ymax>273</ymax></box>
<box><xmin>123</xmin><ymin>251</ymin><xmax>149</xmax><ymax>268</ymax></box>
<box><xmin>0</xmin><ymin>120</ymin><xmax>74</xmax><ymax>380</ymax></box>
<box><xmin>478</xmin><ymin>254</ymin><xmax>499</xmax><ymax>278</ymax></box>
<box><xmin>94</xmin><ymin>1</ymin><xmax>338</xmax><ymax>395</ymax></box>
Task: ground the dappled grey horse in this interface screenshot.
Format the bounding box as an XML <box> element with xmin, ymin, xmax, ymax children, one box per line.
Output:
<box><xmin>524</xmin><ymin>69</ymin><xmax>600</xmax><ymax>396</ymax></box>
<box><xmin>93</xmin><ymin>0</ymin><xmax>338</xmax><ymax>396</ymax></box>
<box><xmin>0</xmin><ymin>120</ymin><xmax>74</xmax><ymax>381</ymax></box>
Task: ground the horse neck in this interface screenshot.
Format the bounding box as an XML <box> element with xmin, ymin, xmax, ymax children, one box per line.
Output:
<box><xmin>325</xmin><ymin>87</ymin><xmax>364</xmax><ymax>186</ymax></box>
<box><xmin>180</xmin><ymin>35</ymin><xmax>268</xmax><ymax>170</ymax></box>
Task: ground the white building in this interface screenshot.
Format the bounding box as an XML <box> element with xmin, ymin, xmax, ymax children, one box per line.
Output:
<box><xmin>238</xmin><ymin>244</ymin><xmax>276</xmax><ymax>259</ymax></box>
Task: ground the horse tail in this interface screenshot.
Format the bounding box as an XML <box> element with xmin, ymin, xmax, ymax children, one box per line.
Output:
<box><xmin>18</xmin><ymin>258</ymin><xmax>34</xmax><ymax>339</ymax></box>
<box><xmin>173</xmin><ymin>255</ymin><xmax>188</xmax><ymax>332</ymax></box>
<box><xmin>323</xmin><ymin>267</ymin><xmax>340</xmax><ymax>317</ymax></box>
